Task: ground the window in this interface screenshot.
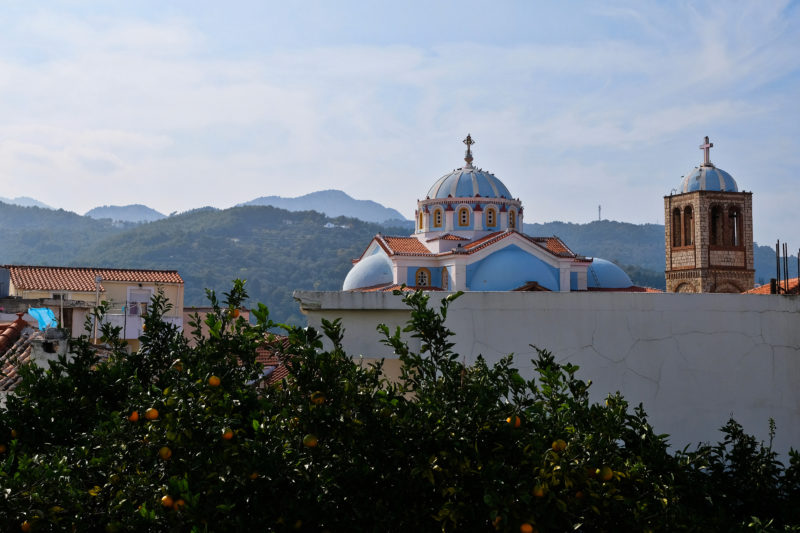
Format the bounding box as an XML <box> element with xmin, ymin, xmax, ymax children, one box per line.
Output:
<box><xmin>418</xmin><ymin>211</ymin><xmax>423</xmax><ymax>230</ymax></box>
<box><xmin>683</xmin><ymin>206</ymin><xmax>693</xmax><ymax>246</ymax></box>
<box><xmin>710</xmin><ymin>206</ymin><xmax>723</xmax><ymax>245</ymax></box>
<box><xmin>509</xmin><ymin>210</ymin><xmax>516</xmax><ymax>229</ymax></box>
<box><xmin>441</xmin><ymin>268</ymin><xmax>448</xmax><ymax>290</ymax></box>
<box><xmin>433</xmin><ymin>208</ymin><xmax>443</xmax><ymax>228</ymax></box>
<box><xmin>128</xmin><ymin>287</ymin><xmax>154</xmax><ymax>316</ymax></box>
<box><xmin>729</xmin><ymin>207</ymin><xmax>742</xmax><ymax>246</ymax></box>
<box><xmin>458</xmin><ymin>207</ymin><xmax>470</xmax><ymax>227</ymax></box>
<box><xmin>672</xmin><ymin>208</ymin><xmax>682</xmax><ymax>247</ymax></box>
<box><xmin>486</xmin><ymin>207</ymin><xmax>496</xmax><ymax>227</ymax></box>
<box><xmin>415</xmin><ymin>268</ymin><xmax>431</xmax><ymax>286</ymax></box>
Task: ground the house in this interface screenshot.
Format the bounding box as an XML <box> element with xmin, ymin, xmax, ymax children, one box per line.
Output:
<box><xmin>0</xmin><ymin>265</ymin><xmax>184</xmax><ymax>351</ymax></box>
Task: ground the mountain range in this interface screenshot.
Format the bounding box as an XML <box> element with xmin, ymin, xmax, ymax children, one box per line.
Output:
<box><xmin>84</xmin><ymin>204</ymin><xmax>166</xmax><ymax>223</ymax></box>
<box><xmin>0</xmin><ymin>196</ymin><xmax>795</xmax><ymax>325</ymax></box>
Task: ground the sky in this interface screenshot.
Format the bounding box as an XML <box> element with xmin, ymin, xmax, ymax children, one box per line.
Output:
<box><xmin>0</xmin><ymin>1</ymin><xmax>798</xmax><ymax>252</ymax></box>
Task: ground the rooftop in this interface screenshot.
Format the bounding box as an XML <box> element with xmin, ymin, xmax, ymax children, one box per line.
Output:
<box><xmin>3</xmin><ymin>265</ymin><xmax>184</xmax><ymax>292</ymax></box>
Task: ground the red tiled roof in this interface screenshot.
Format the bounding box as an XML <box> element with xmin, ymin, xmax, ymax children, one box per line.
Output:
<box><xmin>255</xmin><ymin>335</ymin><xmax>292</xmax><ymax>387</ymax></box>
<box><xmin>0</xmin><ymin>331</ymin><xmax>39</xmax><ymax>392</ymax></box>
<box><xmin>745</xmin><ymin>278</ymin><xmax>799</xmax><ymax>294</ymax></box>
<box><xmin>380</xmin><ymin>236</ymin><xmax>431</xmax><ymax>255</ymax></box>
<box><xmin>427</xmin><ymin>234</ymin><xmax>469</xmax><ymax>242</ymax></box>
<box><xmin>462</xmin><ymin>231</ymin><xmax>507</xmax><ymax>251</ymax></box>
<box><xmin>4</xmin><ymin>265</ymin><xmax>183</xmax><ymax>292</ymax></box>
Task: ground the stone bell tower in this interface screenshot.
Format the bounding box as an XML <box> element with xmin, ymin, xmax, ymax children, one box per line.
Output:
<box><xmin>664</xmin><ymin>137</ymin><xmax>754</xmax><ymax>293</ymax></box>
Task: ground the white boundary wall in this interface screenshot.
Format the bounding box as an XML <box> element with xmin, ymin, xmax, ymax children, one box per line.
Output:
<box><xmin>294</xmin><ymin>290</ymin><xmax>800</xmax><ymax>454</ymax></box>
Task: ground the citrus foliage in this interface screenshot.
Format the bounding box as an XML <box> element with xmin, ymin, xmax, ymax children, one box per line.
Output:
<box><xmin>0</xmin><ymin>283</ymin><xmax>798</xmax><ymax>532</ymax></box>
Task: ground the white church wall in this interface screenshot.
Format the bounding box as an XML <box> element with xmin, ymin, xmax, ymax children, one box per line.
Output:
<box><xmin>294</xmin><ymin>290</ymin><xmax>800</xmax><ymax>455</ymax></box>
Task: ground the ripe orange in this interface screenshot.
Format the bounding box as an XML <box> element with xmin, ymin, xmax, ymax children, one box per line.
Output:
<box><xmin>506</xmin><ymin>415</ymin><xmax>521</xmax><ymax>428</ymax></box>
<box><xmin>520</xmin><ymin>523</ymin><xmax>534</xmax><ymax>533</ymax></box>
<box><xmin>575</xmin><ymin>490</ymin><xmax>584</xmax><ymax>499</ymax></box>
<box><xmin>232</xmin><ymin>308</ymin><xmax>240</xmax><ymax>318</ymax></box>
<box><xmin>551</xmin><ymin>439</ymin><xmax>567</xmax><ymax>452</ymax></box>
<box><xmin>598</xmin><ymin>465</ymin><xmax>613</xmax><ymax>481</ymax></box>
<box><xmin>310</xmin><ymin>391</ymin><xmax>326</xmax><ymax>405</ymax></box>
<box><xmin>221</xmin><ymin>428</ymin><xmax>234</xmax><ymax>440</ymax></box>
<box><xmin>302</xmin><ymin>434</ymin><xmax>318</xmax><ymax>448</ymax></box>
<box><xmin>173</xmin><ymin>360</ymin><xmax>183</xmax><ymax>372</ymax></box>
<box><xmin>249</xmin><ymin>472</ymin><xmax>259</xmax><ymax>480</ymax></box>
<box><xmin>158</xmin><ymin>446</ymin><xmax>172</xmax><ymax>460</ymax></box>
<box><xmin>128</xmin><ymin>410</ymin><xmax>139</xmax><ymax>422</ymax></box>
<box><xmin>10</xmin><ymin>429</ymin><xmax>18</xmax><ymax>438</ymax></box>
<box><xmin>20</xmin><ymin>521</ymin><xmax>32</xmax><ymax>532</ymax></box>
<box><xmin>173</xmin><ymin>499</ymin><xmax>186</xmax><ymax>511</ymax></box>
<box><xmin>144</xmin><ymin>408</ymin><xmax>159</xmax><ymax>420</ymax></box>
<box><xmin>532</xmin><ymin>484</ymin><xmax>546</xmax><ymax>498</ymax></box>
<box><xmin>208</xmin><ymin>375</ymin><xmax>221</xmax><ymax>387</ymax></box>
<box><xmin>0</xmin><ymin>444</ymin><xmax>7</xmax><ymax>454</ymax></box>
<box><xmin>161</xmin><ymin>495</ymin><xmax>174</xmax><ymax>508</ymax></box>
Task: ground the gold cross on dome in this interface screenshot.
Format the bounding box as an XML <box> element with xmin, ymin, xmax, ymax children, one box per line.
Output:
<box><xmin>699</xmin><ymin>136</ymin><xmax>713</xmax><ymax>166</ymax></box>
<box><xmin>463</xmin><ymin>134</ymin><xmax>475</xmax><ymax>165</ymax></box>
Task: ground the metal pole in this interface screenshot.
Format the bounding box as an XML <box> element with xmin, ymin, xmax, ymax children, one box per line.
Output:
<box><xmin>93</xmin><ymin>276</ymin><xmax>102</xmax><ymax>344</ymax></box>
<box><xmin>776</xmin><ymin>240</ymin><xmax>781</xmax><ymax>293</ymax></box>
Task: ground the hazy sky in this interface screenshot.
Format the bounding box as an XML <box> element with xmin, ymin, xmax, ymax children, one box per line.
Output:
<box><xmin>1</xmin><ymin>1</ymin><xmax>798</xmax><ymax>251</ymax></box>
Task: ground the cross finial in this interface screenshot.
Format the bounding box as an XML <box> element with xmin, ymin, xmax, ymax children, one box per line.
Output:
<box><xmin>699</xmin><ymin>135</ymin><xmax>714</xmax><ymax>167</ymax></box>
<box><xmin>463</xmin><ymin>133</ymin><xmax>475</xmax><ymax>167</ymax></box>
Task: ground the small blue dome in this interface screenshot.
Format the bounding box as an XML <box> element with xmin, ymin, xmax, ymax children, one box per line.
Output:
<box><xmin>469</xmin><ymin>247</ymin><xmax>559</xmax><ymax>291</ymax></box>
<box><xmin>342</xmin><ymin>252</ymin><xmax>393</xmax><ymax>290</ymax></box>
<box><xmin>680</xmin><ymin>166</ymin><xmax>738</xmax><ymax>193</ymax></box>
<box><xmin>587</xmin><ymin>258</ymin><xmax>633</xmax><ymax>289</ymax></box>
<box><xmin>427</xmin><ymin>167</ymin><xmax>513</xmax><ymax>199</ymax></box>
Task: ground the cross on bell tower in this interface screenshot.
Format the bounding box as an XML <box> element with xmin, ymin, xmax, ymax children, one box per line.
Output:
<box><xmin>463</xmin><ymin>133</ymin><xmax>475</xmax><ymax>167</ymax></box>
<box><xmin>699</xmin><ymin>135</ymin><xmax>714</xmax><ymax>167</ymax></box>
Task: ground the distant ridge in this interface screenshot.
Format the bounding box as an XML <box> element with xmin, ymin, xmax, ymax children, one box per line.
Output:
<box><xmin>0</xmin><ymin>196</ymin><xmax>52</xmax><ymax>209</ymax></box>
<box><xmin>85</xmin><ymin>204</ymin><xmax>166</xmax><ymax>223</ymax></box>
<box><xmin>240</xmin><ymin>189</ymin><xmax>409</xmax><ymax>224</ymax></box>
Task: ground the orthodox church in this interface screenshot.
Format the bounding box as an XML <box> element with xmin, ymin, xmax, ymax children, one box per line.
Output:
<box><xmin>343</xmin><ymin>135</ymin><xmax>638</xmax><ymax>293</ymax></box>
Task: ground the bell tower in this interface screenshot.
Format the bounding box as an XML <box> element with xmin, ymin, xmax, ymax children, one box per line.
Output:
<box><xmin>664</xmin><ymin>137</ymin><xmax>754</xmax><ymax>293</ymax></box>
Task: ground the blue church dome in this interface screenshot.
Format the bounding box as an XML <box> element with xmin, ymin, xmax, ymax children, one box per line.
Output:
<box><xmin>587</xmin><ymin>258</ymin><xmax>633</xmax><ymax>289</ymax></box>
<box><xmin>427</xmin><ymin>167</ymin><xmax>513</xmax><ymax>199</ymax></box>
<box><xmin>680</xmin><ymin>165</ymin><xmax>738</xmax><ymax>193</ymax></box>
<box><xmin>469</xmin><ymin>246</ymin><xmax>559</xmax><ymax>291</ymax></box>
<box><xmin>342</xmin><ymin>252</ymin><xmax>393</xmax><ymax>290</ymax></box>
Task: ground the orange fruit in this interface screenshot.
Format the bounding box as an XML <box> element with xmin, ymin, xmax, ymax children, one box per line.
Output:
<box><xmin>310</xmin><ymin>391</ymin><xmax>326</xmax><ymax>405</ymax></box>
<box><xmin>575</xmin><ymin>490</ymin><xmax>584</xmax><ymax>499</ymax></box>
<box><xmin>161</xmin><ymin>495</ymin><xmax>174</xmax><ymax>508</ymax></box>
<box><xmin>128</xmin><ymin>410</ymin><xmax>139</xmax><ymax>422</ymax></box>
<box><xmin>158</xmin><ymin>446</ymin><xmax>172</xmax><ymax>460</ymax></box>
<box><xmin>598</xmin><ymin>465</ymin><xmax>613</xmax><ymax>481</ymax></box>
<box><xmin>232</xmin><ymin>308</ymin><xmax>240</xmax><ymax>318</ymax></box>
<box><xmin>302</xmin><ymin>434</ymin><xmax>318</xmax><ymax>448</ymax></box>
<box><xmin>551</xmin><ymin>439</ymin><xmax>567</xmax><ymax>452</ymax></box>
<box><xmin>173</xmin><ymin>499</ymin><xmax>186</xmax><ymax>511</ymax></box>
<box><xmin>221</xmin><ymin>428</ymin><xmax>234</xmax><ymax>440</ymax></box>
<box><xmin>20</xmin><ymin>521</ymin><xmax>32</xmax><ymax>533</ymax></box>
<box><xmin>249</xmin><ymin>472</ymin><xmax>259</xmax><ymax>480</ymax></box>
<box><xmin>10</xmin><ymin>429</ymin><xmax>18</xmax><ymax>438</ymax></box>
<box><xmin>144</xmin><ymin>408</ymin><xmax>159</xmax><ymax>420</ymax></box>
<box><xmin>506</xmin><ymin>415</ymin><xmax>521</xmax><ymax>428</ymax></box>
<box><xmin>0</xmin><ymin>444</ymin><xmax>7</xmax><ymax>454</ymax></box>
<box><xmin>208</xmin><ymin>375</ymin><xmax>221</xmax><ymax>387</ymax></box>
<box><xmin>173</xmin><ymin>361</ymin><xmax>183</xmax><ymax>372</ymax></box>
<box><xmin>520</xmin><ymin>523</ymin><xmax>534</xmax><ymax>533</ymax></box>
<box><xmin>533</xmin><ymin>484</ymin><xmax>546</xmax><ymax>498</ymax></box>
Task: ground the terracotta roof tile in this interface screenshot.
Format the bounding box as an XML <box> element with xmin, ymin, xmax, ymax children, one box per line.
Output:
<box><xmin>745</xmin><ymin>278</ymin><xmax>799</xmax><ymax>294</ymax></box>
<box><xmin>426</xmin><ymin>234</ymin><xmax>469</xmax><ymax>242</ymax></box>
<box><xmin>0</xmin><ymin>331</ymin><xmax>38</xmax><ymax>392</ymax></box>
<box><xmin>380</xmin><ymin>236</ymin><xmax>432</xmax><ymax>255</ymax></box>
<box><xmin>255</xmin><ymin>335</ymin><xmax>292</xmax><ymax>387</ymax></box>
<box><xmin>4</xmin><ymin>265</ymin><xmax>183</xmax><ymax>292</ymax></box>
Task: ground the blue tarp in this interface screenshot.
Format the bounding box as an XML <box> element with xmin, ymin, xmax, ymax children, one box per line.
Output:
<box><xmin>28</xmin><ymin>308</ymin><xmax>58</xmax><ymax>330</ymax></box>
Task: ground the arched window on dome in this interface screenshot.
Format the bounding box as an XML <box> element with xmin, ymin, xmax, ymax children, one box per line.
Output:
<box><xmin>441</xmin><ymin>268</ymin><xmax>448</xmax><ymax>290</ymax></box>
<box><xmin>672</xmin><ymin>208</ymin><xmax>682</xmax><ymax>247</ymax></box>
<box><xmin>683</xmin><ymin>206</ymin><xmax>693</xmax><ymax>246</ymax></box>
<box><xmin>418</xmin><ymin>211</ymin><xmax>423</xmax><ymax>230</ymax></box>
<box><xmin>509</xmin><ymin>210</ymin><xmax>516</xmax><ymax>229</ymax></box>
<box><xmin>433</xmin><ymin>208</ymin><xmax>443</xmax><ymax>228</ymax></box>
<box><xmin>415</xmin><ymin>268</ymin><xmax>431</xmax><ymax>287</ymax></box>
<box><xmin>458</xmin><ymin>207</ymin><xmax>470</xmax><ymax>227</ymax></box>
<box><xmin>486</xmin><ymin>207</ymin><xmax>496</xmax><ymax>227</ymax></box>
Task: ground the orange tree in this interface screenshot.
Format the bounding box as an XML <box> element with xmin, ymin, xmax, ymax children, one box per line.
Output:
<box><xmin>0</xmin><ymin>282</ymin><xmax>798</xmax><ymax>532</ymax></box>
